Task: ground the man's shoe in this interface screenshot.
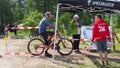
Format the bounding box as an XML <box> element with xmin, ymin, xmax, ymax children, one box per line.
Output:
<box><xmin>73</xmin><ymin>50</ymin><xmax>81</xmax><ymax>54</ymax></box>
<box><xmin>105</xmin><ymin>61</ymin><xmax>110</xmax><ymax>65</ymax></box>
<box><xmin>99</xmin><ymin>61</ymin><xmax>104</xmax><ymax>65</ymax></box>
<box><xmin>45</xmin><ymin>53</ymin><xmax>52</xmax><ymax>57</ymax></box>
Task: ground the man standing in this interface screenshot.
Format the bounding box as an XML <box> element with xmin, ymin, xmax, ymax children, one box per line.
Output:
<box><xmin>72</xmin><ymin>14</ymin><xmax>83</xmax><ymax>54</ymax></box>
<box><xmin>92</xmin><ymin>14</ymin><xmax>111</xmax><ymax>65</ymax></box>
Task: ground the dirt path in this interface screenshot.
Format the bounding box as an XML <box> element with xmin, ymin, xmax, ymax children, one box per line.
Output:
<box><xmin>0</xmin><ymin>38</ymin><xmax>120</xmax><ymax>68</ymax></box>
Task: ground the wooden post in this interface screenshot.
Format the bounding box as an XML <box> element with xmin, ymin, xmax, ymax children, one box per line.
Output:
<box><xmin>112</xmin><ymin>27</ymin><xmax>116</xmax><ymax>52</ymax></box>
<box><xmin>112</xmin><ymin>35</ymin><xmax>115</xmax><ymax>52</ymax></box>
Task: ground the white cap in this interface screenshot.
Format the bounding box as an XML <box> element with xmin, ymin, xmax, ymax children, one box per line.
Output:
<box><xmin>45</xmin><ymin>11</ymin><xmax>51</xmax><ymax>19</ymax></box>
<box><xmin>74</xmin><ymin>14</ymin><xmax>79</xmax><ymax>18</ymax></box>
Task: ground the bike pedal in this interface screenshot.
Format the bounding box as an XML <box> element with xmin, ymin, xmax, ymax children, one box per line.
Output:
<box><xmin>55</xmin><ymin>46</ymin><xmax>60</xmax><ymax>50</ymax></box>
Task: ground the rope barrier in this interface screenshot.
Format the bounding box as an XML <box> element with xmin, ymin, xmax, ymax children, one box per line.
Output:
<box><xmin>18</xmin><ymin>26</ymin><xmax>39</xmax><ymax>30</ymax></box>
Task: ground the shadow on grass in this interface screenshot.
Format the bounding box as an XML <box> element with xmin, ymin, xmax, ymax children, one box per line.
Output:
<box><xmin>84</xmin><ymin>53</ymin><xmax>120</xmax><ymax>68</ymax></box>
<box><xmin>37</xmin><ymin>53</ymin><xmax>86</xmax><ymax>67</ymax></box>
<box><xmin>114</xmin><ymin>50</ymin><xmax>120</xmax><ymax>53</ymax></box>
<box><xmin>31</xmin><ymin>51</ymin><xmax>120</xmax><ymax>68</ymax></box>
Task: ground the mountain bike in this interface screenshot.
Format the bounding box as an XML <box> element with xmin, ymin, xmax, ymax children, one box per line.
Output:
<box><xmin>27</xmin><ymin>30</ymin><xmax>73</xmax><ymax>56</ymax></box>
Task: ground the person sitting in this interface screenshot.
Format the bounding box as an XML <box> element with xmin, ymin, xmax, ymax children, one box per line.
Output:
<box><xmin>4</xmin><ymin>24</ymin><xmax>10</xmax><ymax>37</ymax></box>
<box><xmin>9</xmin><ymin>22</ymin><xmax>19</xmax><ymax>36</ymax></box>
<box><xmin>38</xmin><ymin>11</ymin><xmax>55</xmax><ymax>57</ymax></box>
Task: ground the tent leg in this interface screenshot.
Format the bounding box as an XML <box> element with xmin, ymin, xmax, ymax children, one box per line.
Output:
<box><xmin>110</xmin><ymin>14</ymin><xmax>116</xmax><ymax>52</ymax></box>
<box><xmin>52</xmin><ymin>4</ymin><xmax>60</xmax><ymax>62</ymax></box>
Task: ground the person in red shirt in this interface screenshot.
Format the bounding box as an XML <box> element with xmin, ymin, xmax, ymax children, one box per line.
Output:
<box><xmin>92</xmin><ymin>14</ymin><xmax>111</xmax><ymax>65</ymax></box>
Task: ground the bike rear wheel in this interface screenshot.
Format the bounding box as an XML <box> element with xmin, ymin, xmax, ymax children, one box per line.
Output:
<box><xmin>27</xmin><ymin>38</ymin><xmax>45</xmax><ymax>56</ymax></box>
<box><xmin>57</xmin><ymin>39</ymin><xmax>73</xmax><ymax>56</ymax></box>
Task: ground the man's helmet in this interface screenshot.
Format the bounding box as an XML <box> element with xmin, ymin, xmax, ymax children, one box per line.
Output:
<box><xmin>45</xmin><ymin>11</ymin><xmax>51</xmax><ymax>19</ymax></box>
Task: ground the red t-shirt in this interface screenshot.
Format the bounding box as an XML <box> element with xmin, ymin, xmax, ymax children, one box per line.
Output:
<box><xmin>92</xmin><ymin>19</ymin><xmax>111</xmax><ymax>41</ymax></box>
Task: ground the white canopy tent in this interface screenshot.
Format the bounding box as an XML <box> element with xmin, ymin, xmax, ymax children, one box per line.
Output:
<box><xmin>52</xmin><ymin>0</ymin><xmax>120</xmax><ymax>61</ymax></box>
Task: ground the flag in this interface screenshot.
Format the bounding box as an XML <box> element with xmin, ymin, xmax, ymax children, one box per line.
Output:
<box><xmin>4</xmin><ymin>36</ymin><xmax>7</xmax><ymax>43</ymax></box>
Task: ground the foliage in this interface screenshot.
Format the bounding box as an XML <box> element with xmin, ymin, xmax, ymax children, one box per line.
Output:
<box><xmin>11</xmin><ymin>0</ymin><xmax>23</xmax><ymax>23</ymax></box>
<box><xmin>23</xmin><ymin>10</ymin><xmax>44</xmax><ymax>26</ymax></box>
<box><xmin>82</xmin><ymin>12</ymin><xmax>92</xmax><ymax>25</ymax></box>
<box><xmin>0</xmin><ymin>0</ymin><xmax>15</xmax><ymax>25</ymax></box>
<box><xmin>1</xmin><ymin>0</ymin><xmax>120</xmax><ymax>36</ymax></box>
<box><xmin>58</xmin><ymin>12</ymin><xmax>73</xmax><ymax>36</ymax></box>
<box><xmin>24</xmin><ymin>0</ymin><xmax>57</xmax><ymax>13</ymax></box>
<box><xmin>113</xmin><ymin>14</ymin><xmax>120</xmax><ymax>28</ymax></box>
<box><xmin>114</xmin><ymin>28</ymin><xmax>120</xmax><ymax>34</ymax></box>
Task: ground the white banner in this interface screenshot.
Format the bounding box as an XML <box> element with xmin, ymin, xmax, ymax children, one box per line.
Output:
<box><xmin>80</xmin><ymin>26</ymin><xmax>112</xmax><ymax>50</ymax></box>
<box><xmin>80</xmin><ymin>26</ymin><xmax>92</xmax><ymax>41</ymax></box>
<box><xmin>80</xmin><ymin>26</ymin><xmax>112</xmax><ymax>41</ymax></box>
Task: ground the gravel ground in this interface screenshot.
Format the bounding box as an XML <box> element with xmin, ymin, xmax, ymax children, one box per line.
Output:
<box><xmin>0</xmin><ymin>38</ymin><xmax>119</xmax><ymax>68</ymax></box>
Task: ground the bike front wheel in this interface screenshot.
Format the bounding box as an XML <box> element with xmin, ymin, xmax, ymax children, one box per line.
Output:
<box><xmin>57</xmin><ymin>39</ymin><xmax>73</xmax><ymax>56</ymax></box>
<box><xmin>27</xmin><ymin>38</ymin><xmax>45</xmax><ymax>56</ymax></box>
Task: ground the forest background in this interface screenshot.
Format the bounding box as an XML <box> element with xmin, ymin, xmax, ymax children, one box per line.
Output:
<box><xmin>0</xmin><ymin>0</ymin><xmax>120</xmax><ymax>36</ymax></box>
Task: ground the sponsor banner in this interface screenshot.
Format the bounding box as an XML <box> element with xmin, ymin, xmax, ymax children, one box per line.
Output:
<box><xmin>79</xmin><ymin>26</ymin><xmax>112</xmax><ymax>41</ymax></box>
<box><xmin>58</xmin><ymin>0</ymin><xmax>120</xmax><ymax>10</ymax></box>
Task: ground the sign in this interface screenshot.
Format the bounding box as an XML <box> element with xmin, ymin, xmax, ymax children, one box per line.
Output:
<box><xmin>80</xmin><ymin>26</ymin><xmax>112</xmax><ymax>50</ymax></box>
<box><xmin>88</xmin><ymin>0</ymin><xmax>115</xmax><ymax>7</ymax></box>
<box><xmin>58</xmin><ymin>0</ymin><xmax>120</xmax><ymax>11</ymax></box>
<box><xmin>81</xmin><ymin>26</ymin><xmax>92</xmax><ymax>41</ymax></box>
<box><xmin>80</xmin><ymin>26</ymin><xmax>112</xmax><ymax>41</ymax></box>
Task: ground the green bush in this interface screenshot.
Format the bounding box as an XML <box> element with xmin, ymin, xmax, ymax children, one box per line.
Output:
<box><xmin>23</xmin><ymin>10</ymin><xmax>44</xmax><ymax>26</ymax></box>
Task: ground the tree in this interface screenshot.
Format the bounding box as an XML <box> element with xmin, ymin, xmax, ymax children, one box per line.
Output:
<box><xmin>113</xmin><ymin>14</ymin><xmax>120</xmax><ymax>28</ymax></box>
<box><xmin>23</xmin><ymin>0</ymin><xmax>57</xmax><ymax>26</ymax></box>
<box><xmin>58</xmin><ymin>12</ymin><xmax>73</xmax><ymax>36</ymax></box>
<box><xmin>23</xmin><ymin>10</ymin><xmax>44</xmax><ymax>26</ymax></box>
<box><xmin>24</xmin><ymin>0</ymin><xmax>57</xmax><ymax>13</ymax></box>
<box><xmin>11</xmin><ymin>0</ymin><xmax>22</xmax><ymax>23</ymax></box>
<box><xmin>0</xmin><ymin>0</ymin><xmax>15</xmax><ymax>25</ymax></box>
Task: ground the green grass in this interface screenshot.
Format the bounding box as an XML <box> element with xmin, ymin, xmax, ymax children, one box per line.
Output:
<box><xmin>115</xmin><ymin>28</ymin><xmax>120</xmax><ymax>34</ymax></box>
<box><xmin>112</xmin><ymin>32</ymin><xmax>120</xmax><ymax>51</ymax></box>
